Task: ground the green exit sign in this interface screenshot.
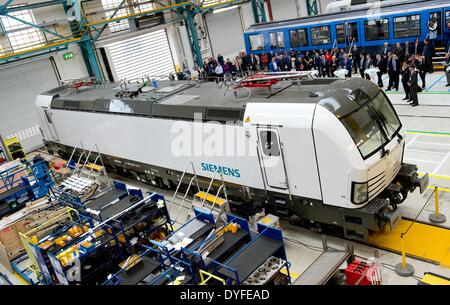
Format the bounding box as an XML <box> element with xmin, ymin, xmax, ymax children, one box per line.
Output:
<box><xmin>63</xmin><ymin>52</ymin><xmax>74</xmax><ymax>60</ymax></box>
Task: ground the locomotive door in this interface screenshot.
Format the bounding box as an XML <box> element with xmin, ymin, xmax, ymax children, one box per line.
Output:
<box><xmin>257</xmin><ymin>127</ymin><xmax>288</xmax><ymax>190</ymax></box>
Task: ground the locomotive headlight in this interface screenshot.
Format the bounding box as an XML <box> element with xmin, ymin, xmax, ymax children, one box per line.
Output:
<box><xmin>352</xmin><ymin>182</ymin><xmax>368</xmax><ymax>205</ymax></box>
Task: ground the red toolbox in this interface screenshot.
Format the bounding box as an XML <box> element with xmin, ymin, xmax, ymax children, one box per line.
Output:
<box><xmin>345</xmin><ymin>260</ymin><xmax>380</xmax><ymax>285</ymax></box>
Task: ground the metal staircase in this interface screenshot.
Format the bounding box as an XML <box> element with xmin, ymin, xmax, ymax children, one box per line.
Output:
<box><xmin>168</xmin><ymin>161</ymin><xmax>230</xmax><ymax>225</ymax></box>
<box><xmin>63</xmin><ymin>143</ymin><xmax>109</xmax><ymax>180</ymax></box>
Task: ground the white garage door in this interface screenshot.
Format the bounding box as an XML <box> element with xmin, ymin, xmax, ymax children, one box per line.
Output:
<box><xmin>106</xmin><ymin>29</ymin><xmax>175</xmax><ymax>81</ymax></box>
<box><xmin>205</xmin><ymin>7</ymin><xmax>245</xmax><ymax>60</ymax></box>
<box><xmin>0</xmin><ymin>58</ymin><xmax>59</xmax><ymax>152</ymax></box>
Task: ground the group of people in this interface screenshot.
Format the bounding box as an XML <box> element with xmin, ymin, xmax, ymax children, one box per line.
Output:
<box><xmin>197</xmin><ymin>38</ymin><xmax>449</xmax><ymax>107</ymax></box>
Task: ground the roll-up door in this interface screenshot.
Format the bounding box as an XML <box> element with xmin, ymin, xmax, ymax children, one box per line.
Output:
<box><xmin>105</xmin><ymin>29</ymin><xmax>176</xmax><ymax>81</ymax></box>
<box><xmin>0</xmin><ymin>58</ymin><xmax>59</xmax><ymax>152</ymax></box>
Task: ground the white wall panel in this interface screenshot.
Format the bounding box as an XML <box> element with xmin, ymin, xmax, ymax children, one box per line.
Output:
<box><xmin>205</xmin><ymin>7</ymin><xmax>245</xmax><ymax>59</ymax></box>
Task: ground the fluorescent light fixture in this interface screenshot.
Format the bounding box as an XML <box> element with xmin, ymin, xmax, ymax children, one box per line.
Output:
<box><xmin>213</xmin><ymin>5</ymin><xmax>238</xmax><ymax>14</ymax></box>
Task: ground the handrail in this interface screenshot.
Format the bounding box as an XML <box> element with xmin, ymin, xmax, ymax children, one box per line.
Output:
<box><xmin>199</xmin><ymin>168</ymin><xmax>220</xmax><ymax>210</ymax></box>
<box><xmin>174</xmin><ymin>175</ymin><xmax>197</xmax><ymax>223</ymax></box>
<box><xmin>210</xmin><ymin>184</ymin><xmax>225</xmax><ymax>213</ymax></box>
<box><xmin>168</xmin><ymin>161</ymin><xmax>200</xmax><ymax>210</ymax></box>
<box><xmin>79</xmin><ymin>144</ymin><xmax>96</xmax><ymax>176</ymax></box>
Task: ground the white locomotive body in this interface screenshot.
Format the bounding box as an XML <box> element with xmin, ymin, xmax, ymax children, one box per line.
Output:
<box><xmin>36</xmin><ymin>78</ymin><xmax>427</xmax><ymax>240</ymax></box>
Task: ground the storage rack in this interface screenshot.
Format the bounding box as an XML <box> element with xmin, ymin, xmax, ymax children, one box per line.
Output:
<box><xmin>0</xmin><ymin>157</ymin><xmax>54</xmax><ymax>218</ymax></box>
<box><xmin>177</xmin><ymin>214</ymin><xmax>291</xmax><ymax>285</ymax></box>
<box><xmin>103</xmin><ymin>244</ymin><xmax>194</xmax><ymax>285</ymax></box>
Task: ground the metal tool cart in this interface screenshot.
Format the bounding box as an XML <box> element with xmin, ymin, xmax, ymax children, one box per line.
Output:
<box><xmin>10</xmin><ymin>205</ymin><xmax>83</xmax><ymax>285</ymax></box>
<box><xmin>211</xmin><ymin>222</ymin><xmax>291</xmax><ymax>285</ymax></box>
<box><xmin>178</xmin><ymin>214</ymin><xmax>252</xmax><ymax>280</ymax></box>
<box><xmin>159</xmin><ymin>208</ymin><xmax>217</xmax><ymax>256</ymax></box>
<box><xmin>103</xmin><ymin>244</ymin><xmax>194</xmax><ymax>285</ymax></box>
<box><xmin>0</xmin><ymin>157</ymin><xmax>54</xmax><ymax>218</ymax></box>
<box><xmin>28</xmin><ymin>215</ymin><xmax>96</xmax><ymax>284</ymax></box>
<box><xmin>31</xmin><ymin>218</ymin><xmax>127</xmax><ymax>285</ymax></box>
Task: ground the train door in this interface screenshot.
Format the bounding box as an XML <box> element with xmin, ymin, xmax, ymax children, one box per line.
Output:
<box><xmin>428</xmin><ymin>10</ymin><xmax>443</xmax><ymax>47</ymax></box>
<box><xmin>256</xmin><ymin>127</ymin><xmax>288</xmax><ymax>190</ymax></box>
<box><xmin>445</xmin><ymin>10</ymin><xmax>450</xmax><ymax>51</ymax></box>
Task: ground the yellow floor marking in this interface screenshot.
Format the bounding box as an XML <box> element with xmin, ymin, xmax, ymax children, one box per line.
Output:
<box><xmin>421</xmin><ymin>273</ymin><xmax>450</xmax><ymax>285</ymax></box>
<box><xmin>368</xmin><ymin>219</ymin><xmax>450</xmax><ymax>268</ymax></box>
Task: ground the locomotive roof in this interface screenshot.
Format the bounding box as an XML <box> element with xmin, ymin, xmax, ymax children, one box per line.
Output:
<box><xmin>46</xmin><ymin>78</ymin><xmax>380</xmax><ymax>122</ymax></box>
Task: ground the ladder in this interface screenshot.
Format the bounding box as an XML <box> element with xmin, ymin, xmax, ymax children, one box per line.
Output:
<box><xmin>63</xmin><ymin>143</ymin><xmax>109</xmax><ymax>181</ymax></box>
<box><xmin>169</xmin><ymin>161</ymin><xmax>201</xmax><ymax>224</ymax></box>
<box><xmin>169</xmin><ymin>163</ymin><xmax>230</xmax><ymax>225</ymax></box>
<box><xmin>185</xmin><ymin>168</ymin><xmax>230</xmax><ymax>224</ymax></box>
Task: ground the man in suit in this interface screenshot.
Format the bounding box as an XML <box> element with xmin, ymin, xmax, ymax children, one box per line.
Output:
<box><xmin>374</xmin><ymin>54</ymin><xmax>386</xmax><ymax>88</ymax></box>
<box><xmin>341</xmin><ymin>54</ymin><xmax>353</xmax><ymax>77</ymax></box>
<box><xmin>395</xmin><ymin>42</ymin><xmax>405</xmax><ymax>65</ymax></box>
<box><xmin>387</xmin><ymin>54</ymin><xmax>400</xmax><ymax>91</ymax></box>
<box><xmin>404</xmin><ymin>41</ymin><xmax>412</xmax><ymax>59</ymax></box>
<box><xmin>359</xmin><ymin>53</ymin><xmax>366</xmax><ymax>78</ymax></box>
<box><xmin>413</xmin><ymin>38</ymin><xmax>423</xmax><ymax>55</ymax></box>
<box><xmin>401</xmin><ymin>62</ymin><xmax>411</xmax><ymax>101</ymax></box>
<box><xmin>423</xmin><ymin>38</ymin><xmax>435</xmax><ymax>73</ymax></box>
<box><xmin>351</xmin><ymin>45</ymin><xmax>360</xmax><ymax>74</ymax></box>
<box><xmin>408</xmin><ymin>64</ymin><xmax>419</xmax><ymax>107</ymax></box>
<box><xmin>363</xmin><ymin>54</ymin><xmax>373</xmax><ymax>79</ymax></box>
<box><xmin>381</xmin><ymin>42</ymin><xmax>391</xmax><ymax>57</ymax></box>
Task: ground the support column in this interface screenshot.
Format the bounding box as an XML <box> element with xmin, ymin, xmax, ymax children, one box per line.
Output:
<box><xmin>251</xmin><ymin>0</ymin><xmax>267</xmax><ymax>24</ymax></box>
<box><xmin>80</xmin><ymin>40</ymin><xmax>103</xmax><ymax>81</ymax></box>
<box><xmin>64</xmin><ymin>1</ymin><xmax>103</xmax><ymax>80</ymax></box>
<box><xmin>183</xmin><ymin>7</ymin><xmax>203</xmax><ymax>67</ymax></box>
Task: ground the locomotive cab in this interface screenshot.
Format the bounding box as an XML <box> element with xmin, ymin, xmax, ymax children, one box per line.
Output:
<box><xmin>309</xmin><ymin>79</ymin><xmax>428</xmax><ymax>239</ymax></box>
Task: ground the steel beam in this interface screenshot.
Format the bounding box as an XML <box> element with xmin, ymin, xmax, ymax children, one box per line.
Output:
<box><xmin>79</xmin><ymin>40</ymin><xmax>103</xmax><ymax>81</ymax></box>
<box><xmin>183</xmin><ymin>7</ymin><xmax>203</xmax><ymax>67</ymax></box>
<box><xmin>3</xmin><ymin>0</ymin><xmax>66</xmax><ymax>13</ymax></box>
<box><xmin>306</xmin><ymin>0</ymin><xmax>319</xmax><ymax>16</ymax></box>
<box><xmin>92</xmin><ymin>0</ymin><xmax>127</xmax><ymax>42</ymax></box>
<box><xmin>0</xmin><ymin>12</ymin><xmax>68</xmax><ymax>40</ymax></box>
<box><xmin>251</xmin><ymin>0</ymin><xmax>266</xmax><ymax>24</ymax></box>
<box><xmin>0</xmin><ymin>0</ymin><xmax>15</xmax><ymax>13</ymax></box>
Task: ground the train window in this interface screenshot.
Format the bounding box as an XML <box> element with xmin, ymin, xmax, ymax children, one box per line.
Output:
<box><xmin>289</xmin><ymin>29</ymin><xmax>308</xmax><ymax>48</ymax></box>
<box><xmin>393</xmin><ymin>15</ymin><xmax>421</xmax><ymax>38</ymax></box>
<box><xmin>269</xmin><ymin>31</ymin><xmax>285</xmax><ymax>49</ymax></box>
<box><xmin>340</xmin><ymin>91</ymin><xmax>401</xmax><ymax>159</ymax></box>
<box><xmin>311</xmin><ymin>26</ymin><xmax>331</xmax><ymax>46</ymax></box>
<box><xmin>364</xmin><ymin>18</ymin><xmax>389</xmax><ymax>41</ymax></box>
<box><xmin>335</xmin><ymin>22</ymin><xmax>359</xmax><ymax>44</ymax></box>
<box><xmin>259</xmin><ymin>131</ymin><xmax>280</xmax><ymax>157</ymax></box>
<box><xmin>429</xmin><ymin>12</ymin><xmax>442</xmax><ymax>36</ymax></box>
<box><xmin>249</xmin><ymin>34</ymin><xmax>265</xmax><ymax>51</ymax></box>
<box><xmin>447</xmin><ymin>11</ymin><xmax>450</xmax><ymax>28</ymax></box>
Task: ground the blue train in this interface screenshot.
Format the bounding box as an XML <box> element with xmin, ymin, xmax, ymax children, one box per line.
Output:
<box><xmin>244</xmin><ymin>0</ymin><xmax>450</xmax><ymax>55</ymax></box>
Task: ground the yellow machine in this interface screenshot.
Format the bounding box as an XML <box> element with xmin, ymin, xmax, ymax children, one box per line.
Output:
<box><xmin>4</xmin><ymin>137</ymin><xmax>26</xmax><ymax>160</ymax></box>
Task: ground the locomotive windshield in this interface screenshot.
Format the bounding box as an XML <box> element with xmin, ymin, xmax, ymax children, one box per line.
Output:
<box><xmin>341</xmin><ymin>91</ymin><xmax>401</xmax><ymax>159</ymax></box>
